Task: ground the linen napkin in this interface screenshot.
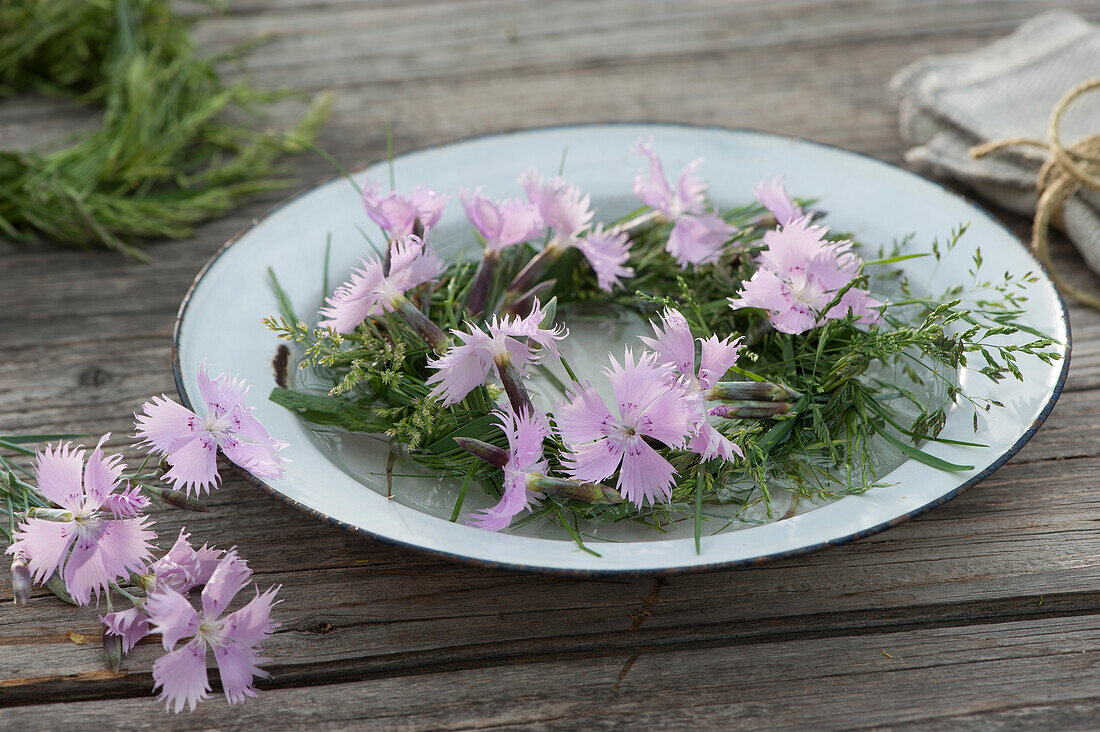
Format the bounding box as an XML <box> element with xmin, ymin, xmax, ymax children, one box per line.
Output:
<box><xmin>891</xmin><ymin>10</ymin><xmax>1100</xmax><ymax>276</ymax></box>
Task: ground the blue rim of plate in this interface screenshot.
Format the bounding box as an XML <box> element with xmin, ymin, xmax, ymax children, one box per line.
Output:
<box><xmin>171</xmin><ymin>122</ymin><xmax>1073</xmax><ymax>577</ymax></box>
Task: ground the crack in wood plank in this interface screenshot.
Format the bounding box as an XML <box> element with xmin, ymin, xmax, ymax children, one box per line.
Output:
<box><xmin>628</xmin><ymin>578</ymin><xmax>666</xmax><ymax>630</ymax></box>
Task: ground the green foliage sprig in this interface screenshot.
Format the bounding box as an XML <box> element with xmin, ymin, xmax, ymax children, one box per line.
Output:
<box><xmin>0</xmin><ymin>0</ymin><xmax>331</xmax><ymax>258</ymax></box>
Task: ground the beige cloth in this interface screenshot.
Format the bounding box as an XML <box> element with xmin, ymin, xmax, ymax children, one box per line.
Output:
<box><xmin>891</xmin><ymin>10</ymin><xmax>1100</xmax><ymax>275</ymax></box>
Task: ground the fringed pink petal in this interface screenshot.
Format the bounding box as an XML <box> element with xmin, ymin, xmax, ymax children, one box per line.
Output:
<box><xmin>6</xmin><ymin>518</ymin><xmax>75</xmax><ymax>584</ymax></box>
<box><xmin>574</xmin><ymin>225</ymin><xmax>633</xmax><ymax>291</ymax></box>
<box><xmin>561</xmin><ymin>438</ymin><xmax>624</xmax><ymax>485</ymax></box>
<box><xmin>161</xmin><ymin>435</ymin><xmax>220</xmax><ymax>496</ymax></box>
<box><xmin>666</xmin><ymin>213</ymin><xmax>734</xmax><ymax>268</ymax></box>
<box><xmin>697</xmin><ymin>334</ymin><xmax>743</xmax><ymax>392</ymax></box>
<box><xmin>639</xmin><ymin>307</ymin><xmax>696</xmax><ymax>380</ymax></box>
<box><xmin>318</xmin><ymin>256</ymin><xmax>388</xmax><ymax>333</ymax></box>
<box><xmin>556</xmin><ymin>383</ymin><xmax>616</xmax><ymax>446</ymax></box>
<box><xmin>689</xmin><ymin>421</ymin><xmax>743</xmax><ymax>462</ymax></box>
<box><xmin>519</xmin><ymin>170</ymin><xmax>593</xmax><ymax>241</ymax></box>
<box><xmin>201</xmin><ymin>552</ymin><xmax>252</xmax><ymax>620</ymax></box>
<box><xmin>153</xmin><ymin>639</ymin><xmax>211</xmax><ymax>714</ymax></box>
<box><xmin>617</xmin><ymin>438</ymin><xmax>677</xmax><ymax>507</ymax></box>
<box><xmin>64</xmin><ymin>517</ymin><xmax>155</xmax><ymax>605</ymax></box>
<box><xmin>134</xmin><ymin>395</ymin><xmax>200</xmax><ymax>457</ymax></box>
<box><xmin>102</xmin><ymin>484</ymin><xmax>151</xmax><ymax>519</ymax></box>
<box><xmin>152</xmin><ymin>530</ymin><xmax>224</xmax><ymax>595</ymax></box>
<box><xmin>426</xmin><ymin>328</ymin><xmax>495</xmax><ymax>405</ymax></box>
<box><xmin>33</xmin><ymin>441</ymin><xmax>86</xmax><ymax>512</ymax></box>
<box><xmin>147</xmin><ymin>587</ymin><xmax>202</xmax><ymax>650</ymax></box>
<box><xmin>753</xmin><ymin>175</ymin><xmax>803</xmax><ymax>225</ymax></box>
<box><xmin>467</xmin><ymin>473</ymin><xmax>534</xmax><ymax>532</ymax></box>
<box><xmin>82</xmin><ymin>434</ymin><xmax>126</xmax><ymax>512</ymax></box>
<box><xmin>213</xmin><ymin>642</ymin><xmax>270</xmax><ymax>705</ymax></box>
<box><xmin>101</xmin><ymin>606</ymin><xmax>151</xmax><ymax>653</ymax></box>
<box><xmin>221</xmin><ymin>585</ymin><xmax>281</xmax><ymax>648</ymax></box>
<box><xmin>631</xmin><ymin>138</ymin><xmax>674</xmax><ymax>214</ymax></box>
<box><xmin>197</xmin><ymin>363</ymin><xmax>250</xmax><ymax>418</ymax></box>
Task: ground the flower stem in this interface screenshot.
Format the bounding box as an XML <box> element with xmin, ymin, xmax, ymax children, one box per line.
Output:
<box><xmin>503</xmin><ymin>279</ymin><xmax>556</xmax><ymax>319</ymax></box>
<box><xmin>616</xmin><ymin>209</ymin><xmax>661</xmax><ymax>233</ymax></box>
<box><xmin>153</xmin><ymin>486</ymin><xmax>210</xmax><ymax>513</ymax></box>
<box><xmin>393</xmin><ymin>295</ymin><xmax>448</xmax><ymax>350</ymax></box>
<box><xmin>504</xmin><ymin>242</ymin><xmax>563</xmax><ymax>304</ymax></box>
<box><xmin>745</xmin><ymin>318</ymin><xmax>774</xmax><ymax>346</ymax></box>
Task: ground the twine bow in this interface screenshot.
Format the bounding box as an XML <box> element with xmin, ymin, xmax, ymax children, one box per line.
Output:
<box><xmin>970</xmin><ymin>76</ymin><xmax>1100</xmax><ymax>310</ymax></box>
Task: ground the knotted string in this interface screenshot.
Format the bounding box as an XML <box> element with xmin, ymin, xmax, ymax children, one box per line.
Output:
<box><xmin>970</xmin><ymin>76</ymin><xmax>1100</xmax><ymax>310</ymax></box>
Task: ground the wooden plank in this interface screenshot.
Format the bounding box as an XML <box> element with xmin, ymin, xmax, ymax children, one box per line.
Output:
<box><xmin>4</xmin><ymin>0</ymin><xmax>1100</xmax><ymax>724</ymax></box>
<box><xmin>2</xmin><ymin>449</ymin><xmax>1100</xmax><ymax>703</ymax></box>
<box><xmin>4</xmin><ymin>614</ymin><xmax>1100</xmax><ymax>728</ymax></box>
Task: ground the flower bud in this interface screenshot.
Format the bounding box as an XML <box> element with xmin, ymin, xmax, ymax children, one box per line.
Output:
<box><xmin>709</xmin><ymin>401</ymin><xmax>795</xmax><ymax>419</ymax></box>
<box><xmin>537</xmin><ymin>296</ymin><xmax>558</xmax><ymax>329</ymax></box>
<box><xmin>527</xmin><ymin>474</ymin><xmax>624</xmax><ymax>504</ymax></box>
<box><xmin>103</xmin><ymin>632</ymin><xmax>123</xmax><ymax>674</ymax></box>
<box><xmin>130</xmin><ymin>572</ymin><xmax>156</xmax><ymax>593</ymax></box>
<box><xmin>706</xmin><ymin>380</ymin><xmax>802</xmax><ymax>403</ymax></box>
<box><xmin>24</xmin><ymin>507</ymin><xmax>74</xmax><ymax>522</ymax></box>
<box><xmin>158</xmin><ymin>487</ymin><xmax>210</xmax><ymax>513</ymax></box>
<box><xmin>10</xmin><ymin>555</ymin><xmax>31</xmax><ymax>606</ymax></box>
<box><xmin>453</xmin><ymin>437</ymin><xmax>509</xmax><ymax>468</ymax></box>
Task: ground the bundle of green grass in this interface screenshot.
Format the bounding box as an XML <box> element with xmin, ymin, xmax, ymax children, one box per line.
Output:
<box><xmin>0</xmin><ymin>0</ymin><xmax>330</xmax><ymax>258</ymax></box>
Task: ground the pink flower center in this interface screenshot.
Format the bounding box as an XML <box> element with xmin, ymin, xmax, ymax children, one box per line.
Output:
<box><xmin>203</xmin><ymin>413</ymin><xmax>233</xmax><ymax>440</ymax></box>
<box><xmin>785</xmin><ymin>272</ymin><xmax>826</xmax><ymax>310</ymax></box>
<box><xmin>196</xmin><ymin>618</ymin><xmax>224</xmax><ymax>647</ymax></box>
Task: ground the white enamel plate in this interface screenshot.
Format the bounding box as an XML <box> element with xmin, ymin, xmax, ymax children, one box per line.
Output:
<box><xmin>173</xmin><ymin>124</ymin><xmax>1070</xmax><ymax>575</ymax></box>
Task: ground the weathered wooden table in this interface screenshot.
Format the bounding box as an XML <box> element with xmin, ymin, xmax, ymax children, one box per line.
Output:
<box><xmin>4</xmin><ymin>1</ymin><xmax>1100</xmax><ymax>728</ymax></box>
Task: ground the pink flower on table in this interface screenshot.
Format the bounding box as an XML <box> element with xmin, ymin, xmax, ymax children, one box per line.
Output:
<box><xmin>518</xmin><ymin>171</ymin><xmax>632</xmax><ymax>292</ymax></box>
<box><xmin>556</xmin><ymin>350</ymin><xmax>693</xmax><ymax>507</ymax></box>
<box><xmin>426</xmin><ymin>300</ymin><xmax>566</xmax><ymax>406</ymax></box>
<box><xmin>460</xmin><ymin>188</ymin><xmax>544</xmax><ymax>254</ymax></box>
<box><xmin>319</xmin><ymin>234</ymin><xmax>444</xmax><ymax>334</ymax></box>
<box><xmin>5</xmin><ymin>435</ymin><xmax>156</xmax><ymax>605</ymax></box>
<box><xmin>134</xmin><ymin>365</ymin><xmax>288</xmax><ymax>496</ymax></box>
<box><xmin>361</xmin><ymin>179</ymin><xmax>448</xmax><ymax>238</ymax></box>
<box><xmin>468</xmin><ymin>407</ymin><xmax>552</xmax><ymax>531</ymax></box>
<box><xmin>640</xmin><ymin>308</ymin><xmax>743</xmax><ymax>462</ymax></box>
<box><xmin>753</xmin><ymin>175</ymin><xmax>803</xmax><ymax>225</ymax></box>
<box><xmin>148</xmin><ymin>551</ymin><xmax>280</xmax><ymax>713</ymax></box>
<box><xmin>102</xmin><ymin>531</ymin><xmax>227</xmax><ymax>658</ymax></box>
<box><xmin>729</xmin><ymin>217</ymin><xmax>883</xmax><ymax>335</ymax></box>
<box><xmin>631</xmin><ymin>139</ymin><xmax>737</xmax><ymax>268</ymax></box>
